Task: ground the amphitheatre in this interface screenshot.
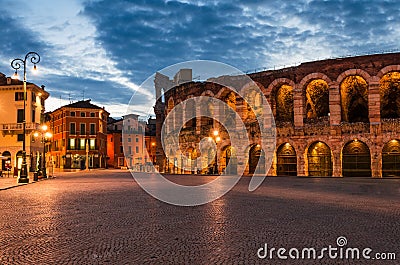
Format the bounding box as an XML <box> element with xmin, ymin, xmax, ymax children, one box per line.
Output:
<box><xmin>153</xmin><ymin>52</ymin><xmax>400</xmax><ymax>178</ymax></box>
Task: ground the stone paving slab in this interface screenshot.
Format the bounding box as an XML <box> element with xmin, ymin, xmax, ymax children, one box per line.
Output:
<box><xmin>0</xmin><ymin>171</ymin><xmax>399</xmax><ymax>264</ymax></box>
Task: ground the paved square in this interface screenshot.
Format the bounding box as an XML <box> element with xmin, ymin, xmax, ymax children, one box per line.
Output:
<box><xmin>0</xmin><ymin>170</ymin><xmax>399</xmax><ymax>264</ymax></box>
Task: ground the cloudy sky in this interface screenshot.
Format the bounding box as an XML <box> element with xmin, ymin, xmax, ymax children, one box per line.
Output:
<box><xmin>0</xmin><ymin>0</ymin><xmax>399</xmax><ymax>118</ymax></box>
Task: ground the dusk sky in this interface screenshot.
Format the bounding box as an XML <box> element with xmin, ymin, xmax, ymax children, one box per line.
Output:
<box><xmin>1</xmin><ymin>0</ymin><xmax>399</xmax><ymax>118</ymax></box>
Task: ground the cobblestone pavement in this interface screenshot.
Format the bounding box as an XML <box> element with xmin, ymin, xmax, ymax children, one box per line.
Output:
<box><xmin>0</xmin><ymin>170</ymin><xmax>399</xmax><ymax>264</ymax></box>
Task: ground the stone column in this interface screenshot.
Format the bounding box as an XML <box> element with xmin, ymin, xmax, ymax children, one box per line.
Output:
<box><xmin>329</xmin><ymin>81</ymin><xmax>341</xmax><ymax>125</ymax></box>
<box><xmin>293</xmin><ymin>85</ymin><xmax>303</xmax><ymax>128</ymax></box>
<box><xmin>368</xmin><ymin>76</ymin><xmax>381</xmax><ymax>124</ymax></box>
<box><xmin>332</xmin><ymin>148</ymin><xmax>342</xmax><ymax>177</ymax></box>
<box><xmin>296</xmin><ymin>144</ymin><xmax>306</xmax><ymax>176</ymax></box>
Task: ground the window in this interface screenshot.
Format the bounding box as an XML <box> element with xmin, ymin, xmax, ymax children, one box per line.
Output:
<box><xmin>17</xmin><ymin>134</ymin><xmax>24</xmax><ymax>141</ymax></box>
<box><xmin>80</xmin><ymin>123</ymin><xmax>86</xmax><ymax>135</ymax></box>
<box><xmin>32</xmin><ymin>109</ymin><xmax>35</xmax><ymax>123</ymax></box>
<box><xmin>80</xmin><ymin>139</ymin><xmax>86</xmax><ymax>150</ymax></box>
<box><xmin>69</xmin><ymin>139</ymin><xmax>76</xmax><ymax>150</ymax></box>
<box><xmin>90</xmin><ymin>112</ymin><xmax>95</xmax><ymax>117</ymax></box>
<box><xmin>31</xmin><ymin>92</ymin><xmax>35</xmax><ymax>101</ymax></box>
<box><xmin>70</xmin><ymin>111</ymin><xmax>76</xmax><ymax>117</ymax></box>
<box><xmin>136</xmin><ymin>138</ymin><xmax>139</xmax><ymax>143</ymax></box>
<box><xmin>90</xmin><ymin>139</ymin><xmax>95</xmax><ymax>150</ymax></box>
<box><xmin>17</xmin><ymin>109</ymin><xmax>24</xmax><ymax>123</ymax></box>
<box><xmin>15</xmin><ymin>92</ymin><xmax>24</xmax><ymax>101</ymax></box>
<box><xmin>128</xmin><ymin>146</ymin><xmax>132</xmax><ymax>155</ymax></box>
<box><xmin>136</xmin><ymin>146</ymin><xmax>139</xmax><ymax>153</ymax></box>
<box><xmin>80</xmin><ymin>112</ymin><xmax>85</xmax><ymax>117</ymax></box>
<box><xmin>120</xmin><ymin>146</ymin><xmax>123</xmax><ymax>153</ymax></box>
<box><xmin>128</xmin><ymin>138</ymin><xmax>131</xmax><ymax>142</ymax></box>
<box><xmin>70</xmin><ymin>123</ymin><xmax>76</xmax><ymax>134</ymax></box>
<box><xmin>90</xmin><ymin>124</ymin><xmax>96</xmax><ymax>135</ymax></box>
<box><xmin>118</xmin><ymin>157</ymin><xmax>124</xmax><ymax>167</ymax></box>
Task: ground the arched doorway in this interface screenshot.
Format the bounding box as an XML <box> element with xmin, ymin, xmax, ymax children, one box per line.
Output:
<box><xmin>249</xmin><ymin>144</ymin><xmax>265</xmax><ymax>175</ymax></box>
<box><xmin>342</xmin><ymin>140</ymin><xmax>371</xmax><ymax>177</ymax></box>
<box><xmin>307</xmin><ymin>141</ymin><xmax>332</xmax><ymax>176</ymax></box>
<box><xmin>1</xmin><ymin>151</ymin><xmax>11</xmax><ymax>171</ymax></box>
<box><xmin>276</xmin><ymin>143</ymin><xmax>297</xmax><ymax>176</ymax></box>
<box><xmin>222</xmin><ymin>146</ymin><xmax>237</xmax><ymax>175</ymax></box>
<box><xmin>382</xmin><ymin>140</ymin><xmax>400</xmax><ymax>177</ymax></box>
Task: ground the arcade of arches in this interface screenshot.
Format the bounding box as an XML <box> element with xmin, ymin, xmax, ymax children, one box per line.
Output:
<box><xmin>154</xmin><ymin>53</ymin><xmax>400</xmax><ymax>177</ymax></box>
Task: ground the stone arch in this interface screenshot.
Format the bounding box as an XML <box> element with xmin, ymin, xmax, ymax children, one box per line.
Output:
<box><xmin>382</xmin><ymin>139</ymin><xmax>400</xmax><ymax>177</ymax></box>
<box><xmin>306</xmin><ymin>141</ymin><xmax>333</xmax><ymax>176</ymax></box>
<box><xmin>337</xmin><ymin>69</ymin><xmax>371</xmax><ymax>85</ymax></box>
<box><xmin>379</xmin><ymin>71</ymin><xmax>400</xmax><ymax>119</ymax></box>
<box><xmin>377</xmin><ymin>65</ymin><xmax>400</xmax><ymax>78</ymax></box>
<box><xmin>299</xmin><ymin>73</ymin><xmax>332</xmax><ymax>89</ymax></box>
<box><xmin>200</xmin><ymin>90</ymin><xmax>215</xmax><ymax>97</ymax></box>
<box><xmin>342</xmin><ymin>139</ymin><xmax>371</xmax><ymax>177</ymax></box>
<box><xmin>339</xmin><ymin>75</ymin><xmax>369</xmax><ymax>123</ymax></box>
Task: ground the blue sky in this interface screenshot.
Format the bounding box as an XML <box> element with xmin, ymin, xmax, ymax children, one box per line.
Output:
<box><xmin>0</xmin><ymin>0</ymin><xmax>399</xmax><ymax>118</ymax></box>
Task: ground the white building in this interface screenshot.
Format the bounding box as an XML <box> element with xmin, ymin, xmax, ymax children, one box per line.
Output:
<box><xmin>0</xmin><ymin>72</ymin><xmax>49</xmax><ymax>176</ymax></box>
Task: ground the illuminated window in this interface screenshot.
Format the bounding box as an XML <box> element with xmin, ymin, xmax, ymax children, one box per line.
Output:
<box><xmin>69</xmin><ymin>139</ymin><xmax>76</xmax><ymax>150</ymax></box>
<box><xmin>80</xmin><ymin>139</ymin><xmax>86</xmax><ymax>150</ymax></box>
<box><xmin>90</xmin><ymin>139</ymin><xmax>95</xmax><ymax>150</ymax></box>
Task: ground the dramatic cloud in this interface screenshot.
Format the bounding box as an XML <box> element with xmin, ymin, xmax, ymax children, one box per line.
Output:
<box><xmin>0</xmin><ymin>0</ymin><xmax>399</xmax><ymax>117</ymax></box>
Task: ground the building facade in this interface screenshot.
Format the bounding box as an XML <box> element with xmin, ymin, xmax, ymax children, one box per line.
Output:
<box><xmin>48</xmin><ymin>100</ymin><xmax>109</xmax><ymax>169</ymax></box>
<box><xmin>0</xmin><ymin>72</ymin><xmax>49</xmax><ymax>175</ymax></box>
<box><xmin>107</xmin><ymin>116</ymin><xmax>157</xmax><ymax>170</ymax></box>
<box><xmin>155</xmin><ymin>53</ymin><xmax>400</xmax><ymax>177</ymax></box>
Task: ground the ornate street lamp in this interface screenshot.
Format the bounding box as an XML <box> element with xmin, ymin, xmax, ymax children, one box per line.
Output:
<box><xmin>33</xmin><ymin>124</ymin><xmax>52</xmax><ymax>179</ymax></box>
<box><xmin>11</xmin><ymin>52</ymin><xmax>40</xmax><ymax>183</ymax></box>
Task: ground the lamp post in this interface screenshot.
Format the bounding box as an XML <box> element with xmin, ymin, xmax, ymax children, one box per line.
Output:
<box><xmin>212</xmin><ymin>130</ymin><xmax>221</xmax><ymax>175</ymax></box>
<box><xmin>33</xmin><ymin>125</ymin><xmax>52</xmax><ymax>179</ymax></box>
<box><xmin>11</xmin><ymin>52</ymin><xmax>40</xmax><ymax>183</ymax></box>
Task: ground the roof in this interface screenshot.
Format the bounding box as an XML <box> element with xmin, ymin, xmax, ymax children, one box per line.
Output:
<box><xmin>63</xmin><ymin>99</ymin><xmax>103</xmax><ymax>109</ymax></box>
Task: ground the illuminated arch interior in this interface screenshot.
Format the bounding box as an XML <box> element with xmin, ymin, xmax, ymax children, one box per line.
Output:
<box><xmin>380</xmin><ymin>72</ymin><xmax>400</xmax><ymax>119</ymax></box>
<box><xmin>305</xmin><ymin>79</ymin><xmax>329</xmax><ymax>120</ymax></box>
<box><xmin>275</xmin><ymin>84</ymin><xmax>294</xmax><ymax>123</ymax></box>
<box><xmin>340</xmin><ymin>76</ymin><xmax>368</xmax><ymax>123</ymax></box>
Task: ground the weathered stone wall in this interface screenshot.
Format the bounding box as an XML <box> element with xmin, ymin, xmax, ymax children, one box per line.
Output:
<box><xmin>155</xmin><ymin>53</ymin><xmax>400</xmax><ymax>177</ymax></box>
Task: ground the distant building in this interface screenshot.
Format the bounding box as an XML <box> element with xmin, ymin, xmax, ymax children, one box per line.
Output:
<box><xmin>48</xmin><ymin>99</ymin><xmax>109</xmax><ymax>169</ymax></box>
<box><xmin>145</xmin><ymin>117</ymin><xmax>157</xmax><ymax>166</ymax></box>
<box><xmin>106</xmin><ymin>115</ymin><xmax>156</xmax><ymax>171</ymax></box>
<box><xmin>0</xmin><ymin>72</ymin><xmax>49</xmax><ymax>175</ymax></box>
<box><xmin>106</xmin><ymin>117</ymin><xmax>124</xmax><ymax>168</ymax></box>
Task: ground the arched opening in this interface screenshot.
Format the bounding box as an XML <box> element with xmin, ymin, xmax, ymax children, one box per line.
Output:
<box><xmin>342</xmin><ymin>140</ymin><xmax>371</xmax><ymax>177</ymax></box>
<box><xmin>222</xmin><ymin>145</ymin><xmax>237</xmax><ymax>175</ymax></box>
<box><xmin>382</xmin><ymin>139</ymin><xmax>400</xmax><ymax>177</ymax></box>
<box><xmin>222</xmin><ymin>91</ymin><xmax>236</xmax><ymax>126</ymax></box>
<box><xmin>305</xmin><ymin>79</ymin><xmax>330</xmax><ymax>120</ymax></box>
<box><xmin>340</xmin><ymin>76</ymin><xmax>369</xmax><ymax>123</ymax></box>
<box><xmin>274</xmin><ymin>85</ymin><xmax>294</xmax><ymax>124</ymax></box>
<box><xmin>380</xmin><ymin>72</ymin><xmax>400</xmax><ymax>119</ymax></box>
<box><xmin>248</xmin><ymin>144</ymin><xmax>265</xmax><ymax>175</ymax></box>
<box><xmin>16</xmin><ymin>151</ymin><xmax>23</xmax><ymax>170</ymax></box>
<box><xmin>276</xmin><ymin>143</ymin><xmax>297</xmax><ymax>176</ymax></box>
<box><xmin>307</xmin><ymin>141</ymin><xmax>332</xmax><ymax>176</ymax></box>
<box><xmin>1</xmin><ymin>151</ymin><xmax>11</xmax><ymax>171</ymax></box>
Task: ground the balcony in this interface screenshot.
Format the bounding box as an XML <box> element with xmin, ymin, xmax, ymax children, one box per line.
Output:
<box><xmin>0</xmin><ymin>122</ymin><xmax>39</xmax><ymax>131</ymax></box>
